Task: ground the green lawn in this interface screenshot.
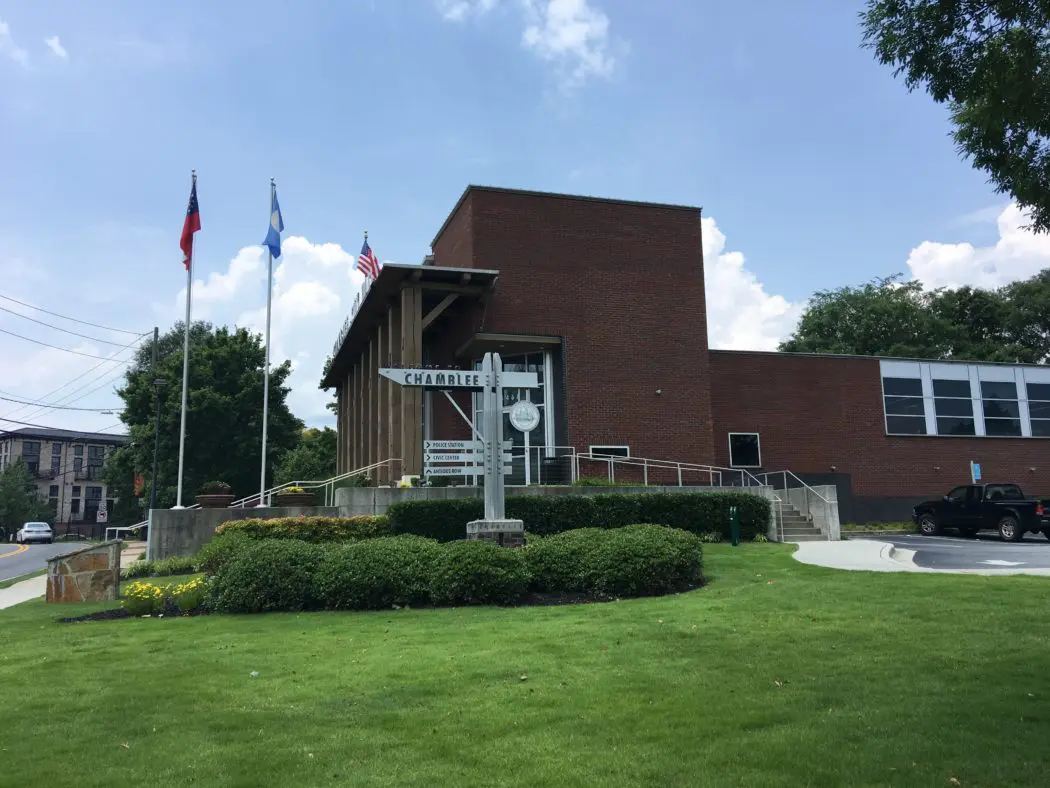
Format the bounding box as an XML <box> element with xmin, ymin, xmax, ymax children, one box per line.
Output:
<box><xmin>2</xmin><ymin>544</ymin><xmax>1050</xmax><ymax>787</ymax></box>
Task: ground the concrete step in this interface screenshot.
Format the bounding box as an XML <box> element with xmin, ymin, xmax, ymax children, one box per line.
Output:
<box><xmin>780</xmin><ymin>516</ymin><xmax>811</xmax><ymax>524</ymax></box>
<box><xmin>781</xmin><ymin>527</ymin><xmax>823</xmax><ymax>536</ymax></box>
<box><xmin>782</xmin><ymin>533</ymin><xmax>826</xmax><ymax>542</ymax></box>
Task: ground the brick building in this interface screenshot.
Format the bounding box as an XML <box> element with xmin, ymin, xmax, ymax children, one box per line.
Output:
<box><xmin>322</xmin><ymin>185</ymin><xmax>1050</xmax><ymax>522</ymax></box>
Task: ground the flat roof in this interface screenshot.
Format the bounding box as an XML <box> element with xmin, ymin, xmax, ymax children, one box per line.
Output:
<box><xmin>711</xmin><ymin>348</ymin><xmax>1050</xmax><ymax>369</ymax></box>
<box><xmin>323</xmin><ymin>262</ymin><xmax>499</xmax><ymax>387</ymax></box>
<box><xmin>0</xmin><ymin>426</ymin><xmax>128</xmax><ymax>443</ymax></box>
<box><xmin>432</xmin><ymin>184</ymin><xmax>704</xmax><ymax>249</ymax></box>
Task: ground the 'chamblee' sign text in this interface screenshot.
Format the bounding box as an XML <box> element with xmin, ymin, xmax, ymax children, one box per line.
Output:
<box><xmin>379</xmin><ymin>368</ymin><xmax>538</xmax><ymax>389</ymax></box>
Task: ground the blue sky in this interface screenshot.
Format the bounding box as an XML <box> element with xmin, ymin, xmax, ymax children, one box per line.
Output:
<box><xmin>0</xmin><ymin>0</ymin><xmax>1045</xmax><ymax>433</ymax></box>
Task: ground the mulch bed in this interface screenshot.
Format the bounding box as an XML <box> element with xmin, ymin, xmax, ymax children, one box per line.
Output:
<box><xmin>58</xmin><ymin>607</ymin><xmax>206</xmax><ymax>624</ymax></box>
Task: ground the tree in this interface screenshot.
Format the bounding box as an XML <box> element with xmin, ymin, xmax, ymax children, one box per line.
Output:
<box><xmin>274</xmin><ymin>427</ymin><xmax>337</xmax><ymax>485</ymax></box>
<box><xmin>0</xmin><ymin>459</ymin><xmax>51</xmax><ymax>540</ymax></box>
<box><xmin>109</xmin><ymin>321</ymin><xmax>304</xmax><ymax>508</ymax></box>
<box><xmin>780</xmin><ymin>269</ymin><xmax>1050</xmax><ymax>362</ymax></box>
<box><xmin>861</xmin><ymin>1</ymin><xmax>1050</xmax><ymax>232</ymax></box>
<box><xmin>320</xmin><ymin>355</ymin><xmax>337</xmax><ymax>415</ymax></box>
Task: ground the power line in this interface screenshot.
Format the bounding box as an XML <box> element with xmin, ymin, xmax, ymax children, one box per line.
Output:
<box><xmin>0</xmin><ymin>415</ymin><xmax>128</xmax><ymax>433</ymax></box>
<box><xmin>0</xmin><ymin>292</ymin><xmax>143</xmax><ymax>336</ymax></box>
<box><xmin>0</xmin><ymin>326</ymin><xmax>135</xmax><ymax>360</ymax></box>
<box><xmin>0</xmin><ymin>333</ymin><xmax>147</xmax><ymax>422</ymax></box>
<box><xmin>0</xmin><ymin>392</ymin><xmax>120</xmax><ymax>412</ymax></box>
<box><xmin>0</xmin><ymin>304</ymin><xmax>134</xmax><ymax>347</ymax></box>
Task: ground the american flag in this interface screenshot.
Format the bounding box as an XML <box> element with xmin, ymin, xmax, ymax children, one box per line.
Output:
<box><xmin>356</xmin><ymin>236</ymin><xmax>381</xmax><ymax>279</ymax></box>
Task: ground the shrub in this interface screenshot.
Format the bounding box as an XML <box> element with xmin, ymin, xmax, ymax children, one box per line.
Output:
<box><xmin>122</xmin><ymin>581</ymin><xmax>166</xmax><ymax>616</ymax></box>
<box><xmin>215</xmin><ymin>515</ymin><xmax>391</xmax><ymax>543</ymax></box>
<box><xmin>194</xmin><ymin>531</ymin><xmax>253</xmax><ymax>576</ymax></box>
<box><xmin>572</xmin><ymin>476</ymin><xmax>617</xmax><ymax>487</ymax></box>
<box><xmin>699</xmin><ymin>531</ymin><xmax>723</xmax><ymax>543</ymax></box>
<box><xmin>211</xmin><ymin>540</ymin><xmax>325</xmax><ymax>614</ymax></box>
<box><xmin>170</xmin><ymin>576</ymin><xmax>209</xmax><ymax>613</ymax></box>
<box><xmin>314</xmin><ymin>535</ymin><xmax>439</xmax><ymax>610</ymax></box>
<box><xmin>753</xmin><ymin>533</ymin><xmax>769</xmax><ymax>543</ymax></box>
<box><xmin>524</xmin><ymin>529</ymin><xmax>605</xmax><ymax>593</ymax></box>
<box><xmin>588</xmin><ymin>525</ymin><xmax>703</xmax><ymax>598</ymax></box>
<box><xmin>430</xmin><ymin>540</ymin><xmax>530</xmax><ymax>606</ymax></box>
<box><xmin>121</xmin><ymin>560</ymin><xmax>154</xmax><ymax>580</ymax></box>
<box><xmin>387</xmin><ymin>492</ymin><xmax>770</xmax><ymax>541</ymax></box>
<box><xmin>199</xmin><ymin>481</ymin><xmax>232</xmax><ymax>495</ymax></box>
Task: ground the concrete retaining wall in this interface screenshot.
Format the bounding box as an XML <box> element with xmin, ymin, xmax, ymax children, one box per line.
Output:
<box><xmin>147</xmin><ymin>506</ymin><xmax>339</xmax><ymax>561</ymax></box>
<box><xmin>46</xmin><ymin>540</ymin><xmax>122</xmax><ymax>603</ymax></box>
<box><xmin>786</xmin><ymin>484</ymin><xmax>841</xmax><ymax>540</ymax></box>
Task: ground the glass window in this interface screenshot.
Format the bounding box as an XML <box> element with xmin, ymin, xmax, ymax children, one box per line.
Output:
<box><xmin>981</xmin><ymin>381</ymin><xmax>1017</xmax><ymax>400</ymax></box>
<box><xmin>983</xmin><ymin>399</ymin><xmax>1020</xmax><ymax>419</ymax></box>
<box><xmin>72</xmin><ymin>486</ymin><xmax>81</xmax><ymax>496</ymax></box>
<box><xmin>886</xmin><ymin>416</ymin><xmax>926</xmax><ymax>435</ymax></box>
<box><xmin>73</xmin><ymin>458</ymin><xmax>83</xmax><ymax>474</ymax></box>
<box><xmin>947</xmin><ymin>486</ymin><xmax>969</xmax><ymax>503</ymax></box>
<box><xmin>51</xmin><ymin>443</ymin><xmax>61</xmax><ymax>456</ymax></box>
<box><xmin>979</xmin><ymin>380</ymin><xmax>1020</xmax><ymax>435</ymax></box>
<box><xmin>933</xmin><ymin>379</ymin><xmax>972</xmax><ymax>398</ymax></box>
<box><xmin>882</xmin><ymin>377</ymin><xmax>922</xmax><ymax>396</ymax></box>
<box><xmin>935</xmin><ymin>398</ymin><xmax>974</xmax><ymax>418</ymax></box>
<box><xmin>22</xmin><ymin>441</ymin><xmax>40</xmax><ymax>456</ymax></box>
<box><xmin>884</xmin><ymin>396</ymin><xmax>924</xmax><ymax>416</ymax></box>
<box><xmin>937</xmin><ymin>417</ymin><xmax>976</xmax><ymax>436</ymax></box>
<box><xmin>728</xmin><ymin>433</ymin><xmax>761</xmax><ymax>468</ymax></box>
<box><xmin>70</xmin><ymin>499</ymin><xmax>80</xmax><ymax>514</ymax></box>
<box><xmin>1027</xmin><ymin>383</ymin><xmax>1050</xmax><ymax>402</ymax></box>
<box><xmin>86</xmin><ymin>486</ymin><xmax>102</xmax><ymax>500</ymax></box>
<box><xmin>48</xmin><ymin>485</ymin><xmax>58</xmax><ymax>497</ymax></box>
<box><xmin>1033</xmin><ymin>420</ymin><xmax>1050</xmax><ymax>438</ymax></box>
<box><xmin>986</xmin><ymin>418</ymin><xmax>1022</xmax><ymax>437</ymax></box>
<box><xmin>73</xmin><ymin>445</ymin><xmax>83</xmax><ymax>457</ymax></box>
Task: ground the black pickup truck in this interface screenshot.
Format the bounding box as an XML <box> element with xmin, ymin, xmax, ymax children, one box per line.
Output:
<box><xmin>913</xmin><ymin>483</ymin><xmax>1050</xmax><ymax>542</ymax></box>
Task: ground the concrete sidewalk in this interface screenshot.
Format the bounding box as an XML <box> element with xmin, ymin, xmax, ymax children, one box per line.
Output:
<box><xmin>793</xmin><ymin>539</ymin><xmax>1050</xmax><ymax>576</ymax></box>
<box><xmin>0</xmin><ymin>575</ymin><xmax>47</xmax><ymax>610</ymax></box>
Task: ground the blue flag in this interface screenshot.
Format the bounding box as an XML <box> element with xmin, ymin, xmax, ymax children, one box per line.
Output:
<box><xmin>264</xmin><ymin>188</ymin><xmax>284</xmax><ymax>258</ymax></box>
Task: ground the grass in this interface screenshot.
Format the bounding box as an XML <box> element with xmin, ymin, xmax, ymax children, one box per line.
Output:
<box><xmin>0</xmin><ymin>568</ymin><xmax>45</xmax><ymax>589</ymax></box>
<box><xmin>2</xmin><ymin>544</ymin><xmax>1050</xmax><ymax>786</ymax></box>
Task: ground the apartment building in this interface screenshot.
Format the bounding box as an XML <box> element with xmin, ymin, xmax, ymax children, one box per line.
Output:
<box><xmin>0</xmin><ymin>427</ymin><xmax>127</xmax><ymax>525</ymax></box>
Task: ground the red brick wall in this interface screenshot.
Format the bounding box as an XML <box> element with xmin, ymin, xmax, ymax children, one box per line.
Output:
<box><xmin>709</xmin><ymin>350</ymin><xmax>1050</xmax><ymax>498</ymax></box>
<box><xmin>431</xmin><ymin>188</ymin><xmax>715</xmax><ymax>466</ymax></box>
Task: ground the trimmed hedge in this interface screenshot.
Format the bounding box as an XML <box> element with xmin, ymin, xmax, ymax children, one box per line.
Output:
<box><xmin>525</xmin><ymin>525</ymin><xmax>703</xmax><ymax>597</ymax></box>
<box><xmin>214</xmin><ymin>515</ymin><xmax>391</xmax><ymax>542</ymax></box>
<box><xmin>387</xmin><ymin>492</ymin><xmax>769</xmax><ymax>542</ymax></box>
<box><xmin>120</xmin><ymin>554</ymin><xmax>198</xmax><ymax>580</ymax></box>
<box><xmin>314</xmin><ymin>536</ymin><xmax>439</xmax><ymax>610</ymax></box>
<box><xmin>195</xmin><ymin>531</ymin><xmax>253</xmax><ymax>576</ymax></box>
<box><xmin>429</xmin><ymin>540</ymin><xmax>531</xmax><ymax>606</ymax></box>
<box><xmin>211</xmin><ymin>540</ymin><xmax>325</xmax><ymax>613</ymax></box>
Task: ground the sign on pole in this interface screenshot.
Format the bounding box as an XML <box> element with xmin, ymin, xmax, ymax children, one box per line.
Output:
<box><xmin>379</xmin><ymin>368</ymin><xmax>538</xmax><ymax>390</ymax></box>
<box><xmin>970</xmin><ymin>461</ymin><xmax>982</xmax><ymax>483</ymax></box>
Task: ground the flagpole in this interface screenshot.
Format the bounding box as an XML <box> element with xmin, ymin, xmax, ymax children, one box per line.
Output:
<box><xmin>175</xmin><ymin>170</ymin><xmax>195</xmax><ymax>508</ymax></box>
<box><xmin>260</xmin><ymin>178</ymin><xmax>275</xmax><ymax>504</ymax></box>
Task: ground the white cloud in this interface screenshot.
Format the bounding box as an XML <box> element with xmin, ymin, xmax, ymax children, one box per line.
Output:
<box><xmin>907</xmin><ymin>202</ymin><xmax>1050</xmax><ymax>290</ymax></box>
<box><xmin>701</xmin><ymin>217</ymin><xmax>802</xmax><ymax>351</ymax></box>
<box><xmin>44</xmin><ymin>35</ymin><xmax>68</xmax><ymax>60</ymax></box>
<box><xmin>0</xmin><ymin>18</ymin><xmax>29</xmax><ymax>68</ymax></box>
<box><xmin>436</xmin><ymin>0</ymin><xmax>616</xmax><ymax>89</ymax></box>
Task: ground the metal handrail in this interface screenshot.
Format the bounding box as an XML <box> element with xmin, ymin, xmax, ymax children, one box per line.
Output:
<box><xmin>229</xmin><ymin>459</ymin><xmax>402</xmax><ymax>508</ymax></box>
<box><xmin>757</xmin><ymin>470</ymin><xmax>831</xmax><ymax>503</ymax></box>
<box><xmin>758</xmin><ymin>470</ymin><xmax>833</xmax><ymax>541</ymax></box>
<box><xmin>572</xmin><ymin>451</ymin><xmax>767</xmax><ymax>488</ymax></box>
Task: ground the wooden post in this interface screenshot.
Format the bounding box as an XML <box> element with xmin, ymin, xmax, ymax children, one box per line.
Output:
<box><xmin>336</xmin><ymin>381</ymin><xmax>344</xmax><ymax>476</ymax></box>
<box><xmin>376</xmin><ymin>317</ymin><xmax>389</xmax><ymax>485</ymax></box>
<box><xmin>387</xmin><ymin>299</ymin><xmax>403</xmax><ymax>481</ymax></box>
<box><xmin>400</xmin><ymin>285</ymin><xmax>423</xmax><ymax>477</ymax></box>
<box><xmin>355</xmin><ymin>356</ymin><xmax>364</xmax><ymax>474</ymax></box>
<box><xmin>343</xmin><ymin>374</ymin><xmax>352</xmax><ymax>473</ymax></box>
<box><xmin>365</xmin><ymin>337</ymin><xmax>374</xmax><ymax>472</ymax></box>
<box><xmin>368</xmin><ymin>331</ymin><xmax>379</xmax><ymax>478</ymax></box>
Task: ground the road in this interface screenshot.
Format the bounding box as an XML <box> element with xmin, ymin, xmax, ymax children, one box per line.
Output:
<box><xmin>0</xmin><ymin>542</ymin><xmax>87</xmax><ymax>583</ymax></box>
<box><xmin>858</xmin><ymin>533</ymin><xmax>1050</xmax><ymax>571</ymax></box>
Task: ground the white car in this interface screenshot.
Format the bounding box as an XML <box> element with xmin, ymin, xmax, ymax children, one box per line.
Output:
<box><xmin>17</xmin><ymin>522</ymin><xmax>53</xmax><ymax>544</ymax></box>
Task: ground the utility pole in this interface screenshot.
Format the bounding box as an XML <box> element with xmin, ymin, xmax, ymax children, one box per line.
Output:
<box><xmin>149</xmin><ymin>327</ymin><xmax>164</xmax><ymax>513</ymax></box>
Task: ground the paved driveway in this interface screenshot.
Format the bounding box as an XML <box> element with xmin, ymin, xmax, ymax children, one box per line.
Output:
<box><xmin>856</xmin><ymin>533</ymin><xmax>1050</xmax><ymax>572</ymax></box>
<box><xmin>0</xmin><ymin>542</ymin><xmax>88</xmax><ymax>583</ymax></box>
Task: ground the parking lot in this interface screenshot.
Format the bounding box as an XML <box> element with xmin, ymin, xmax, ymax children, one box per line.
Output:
<box><xmin>857</xmin><ymin>533</ymin><xmax>1050</xmax><ymax>571</ymax></box>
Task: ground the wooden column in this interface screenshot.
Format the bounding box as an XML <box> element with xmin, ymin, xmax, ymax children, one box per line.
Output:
<box><xmin>387</xmin><ymin>299</ymin><xmax>403</xmax><ymax>481</ymax></box>
<box><xmin>343</xmin><ymin>374</ymin><xmax>353</xmax><ymax>473</ymax></box>
<box><xmin>368</xmin><ymin>332</ymin><xmax>378</xmax><ymax>476</ymax></box>
<box><xmin>400</xmin><ymin>285</ymin><xmax>423</xmax><ymax>477</ymax></box>
<box><xmin>376</xmin><ymin>317</ymin><xmax>389</xmax><ymax>485</ymax></box>
<box><xmin>355</xmin><ymin>356</ymin><xmax>364</xmax><ymax>473</ymax></box>
<box><xmin>336</xmin><ymin>381</ymin><xmax>344</xmax><ymax>476</ymax></box>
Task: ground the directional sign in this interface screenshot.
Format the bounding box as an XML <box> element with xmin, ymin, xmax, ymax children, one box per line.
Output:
<box><xmin>424</xmin><ymin>439</ymin><xmax>512</xmax><ymax>451</ymax></box>
<box><xmin>380</xmin><ymin>368</ymin><xmax>538</xmax><ymax>389</ymax></box>
<box><xmin>425</xmin><ymin>465</ymin><xmax>513</xmax><ymax>477</ymax></box>
<box><xmin>425</xmin><ymin>452</ymin><xmax>513</xmax><ymax>464</ymax></box>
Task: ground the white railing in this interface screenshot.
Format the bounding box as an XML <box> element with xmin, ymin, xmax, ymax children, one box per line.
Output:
<box><xmin>229</xmin><ymin>458</ymin><xmax>402</xmax><ymax>509</ymax></box>
<box><xmin>571</xmin><ymin>452</ymin><xmax>766</xmax><ymax>488</ymax></box>
<box><xmin>757</xmin><ymin>470</ymin><xmax>836</xmax><ymax>541</ymax></box>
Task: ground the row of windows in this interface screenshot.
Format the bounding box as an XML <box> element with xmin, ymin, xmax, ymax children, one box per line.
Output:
<box><xmin>883</xmin><ymin>376</ymin><xmax>1050</xmax><ymax>437</ymax></box>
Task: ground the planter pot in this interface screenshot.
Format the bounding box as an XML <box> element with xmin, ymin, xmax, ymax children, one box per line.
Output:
<box><xmin>275</xmin><ymin>492</ymin><xmax>315</xmax><ymax>507</ymax></box>
<box><xmin>195</xmin><ymin>494</ymin><xmax>235</xmax><ymax>509</ymax></box>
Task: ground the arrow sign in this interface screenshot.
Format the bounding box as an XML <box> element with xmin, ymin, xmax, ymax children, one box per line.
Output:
<box><xmin>423</xmin><ymin>440</ymin><xmax>513</xmax><ymax>451</ymax></box>
<box><xmin>425</xmin><ymin>466</ymin><xmax>482</xmax><ymax>476</ymax></box>
<box><xmin>380</xmin><ymin>368</ymin><xmax>538</xmax><ymax>389</ymax></box>
<box><xmin>425</xmin><ymin>452</ymin><xmax>513</xmax><ymax>464</ymax></box>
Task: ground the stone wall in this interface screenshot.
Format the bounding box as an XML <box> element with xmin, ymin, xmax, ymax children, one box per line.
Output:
<box><xmin>46</xmin><ymin>540</ymin><xmax>122</xmax><ymax>604</ymax></box>
<box><xmin>147</xmin><ymin>506</ymin><xmax>339</xmax><ymax>561</ymax></box>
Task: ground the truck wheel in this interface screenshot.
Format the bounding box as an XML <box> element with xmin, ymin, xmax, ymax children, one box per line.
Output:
<box><xmin>918</xmin><ymin>515</ymin><xmax>939</xmax><ymax>536</ymax></box>
<box><xmin>998</xmin><ymin>515</ymin><xmax>1023</xmax><ymax>542</ymax></box>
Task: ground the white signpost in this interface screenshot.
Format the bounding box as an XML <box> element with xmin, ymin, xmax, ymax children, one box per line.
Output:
<box><xmin>384</xmin><ymin>352</ymin><xmax>538</xmax><ymax>545</ymax></box>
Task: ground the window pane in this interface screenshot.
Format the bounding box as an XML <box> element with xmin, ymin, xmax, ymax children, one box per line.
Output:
<box><xmin>1027</xmin><ymin>383</ymin><xmax>1050</xmax><ymax>402</ymax></box>
<box><xmin>74</xmin><ymin>445</ymin><xmax>83</xmax><ymax>456</ymax></box>
<box><xmin>981</xmin><ymin>381</ymin><xmax>1017</xmax><ymax>400</ymax></box>
<box><xmin>886</xmin><ymin>415</ymin><xmax>926</xmax><ymax>435</ymax></box>
<box><xmin>729</xmin><ymin>434</ymin><xmax>761</xmax><ymax>467</ymax></box>
<box><xmin>932</xmin><ymin>379</ymin><xmax>971</xmax><ymax>398</ymax></box>
<box><xmin>937</xmin><ymin>417</ymin><xmax>976</xmax><ymax>436</ymax></box>
<box><xmin>983</xmin><ymin>399</ymin><xmax>1020</xmax><ymax>419</ymax></box>
<box><xmin>72</xmin><ymin>486</ymin><xmax>80</xmax><ymax>496</ymax></box>
<box><xmin>935</xmin><ymin>398</ymin><xmax>973</xmax><ymax>418</ymax></box>
<box><xmin>1029</xmin><ymin>402</ymin><xmax>1050</xmax><ymax>419</ymax></box>
<box><xmin>51</xmin><ymin>443</ymin><xmax>61</xmax><ymax>455</ymax></box>
<box><xmin>1032</xmin><ymin>419</ymin><xmax>1050</xmax><ymax>437</ymax></box>
<box><xmin>985</xmin><ymin>418</ymin><xmax>1022</xmax><ymax>437</ymax></box>
<box><xmin>48</xmin><ymin>485</ymin><xmax>58</xmax><ymax>496</ymax></box>
<box><xmin>884</xmin><ymin>396</ymin><xmax>924</xmax><ymax>416</ymax></box>
<box><xmin>882</xmin><ymin>377</ymin><xmax>922</xmax><ymax>397</ymax></box>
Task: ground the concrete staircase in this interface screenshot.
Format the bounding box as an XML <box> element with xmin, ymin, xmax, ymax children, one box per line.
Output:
<box><xmin>777</xmin><ymin>503</ymin><xmax>825</xmax><ymax>542</ymax></box>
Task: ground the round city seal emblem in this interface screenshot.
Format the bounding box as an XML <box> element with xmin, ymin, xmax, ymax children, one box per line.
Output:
<box><xmin>508</xmin><ymin>399</ymin><xmax>541</xmax><ymax>433</ymax></box>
